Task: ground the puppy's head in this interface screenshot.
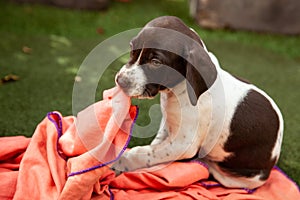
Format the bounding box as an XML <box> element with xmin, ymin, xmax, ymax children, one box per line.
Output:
<box><xmin>115</xmin><ymin>16</ymin><xmax>217</xmax><ymax>105</ymax></box>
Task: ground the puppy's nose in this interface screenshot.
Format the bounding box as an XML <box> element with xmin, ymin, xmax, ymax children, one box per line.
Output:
<box><xmin>116</xmin><ymin>73</ymin><xmax>129</xmax><ymax>89</ymax></box>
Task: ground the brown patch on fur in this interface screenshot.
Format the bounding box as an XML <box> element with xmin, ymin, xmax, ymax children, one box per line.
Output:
<box><xmin>218</xmin><ymin>89</ymin><xmax>280</xmax><ymax>179</ymax></box>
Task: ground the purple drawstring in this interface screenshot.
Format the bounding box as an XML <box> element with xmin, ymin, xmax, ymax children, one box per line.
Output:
<box><xmin>47</xmin><ymin>107</ymin><xmax>139</xmax><ymax>200</ymax></box>
<box><xmin>47</xmin><ymin>112</ymin><xmax>66</xmax><ymax>160</ymax></box>
<box><xmin>67</xmin><ymin>106</ymin><xmax>139</xmax><ymax>177</ymax></box>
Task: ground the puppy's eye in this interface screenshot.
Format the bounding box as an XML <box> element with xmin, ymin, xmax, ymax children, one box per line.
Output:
<box><xmin>151</xmin><ymin>58</ymin><xmax>162</xmax><ymax>66</ymax></box>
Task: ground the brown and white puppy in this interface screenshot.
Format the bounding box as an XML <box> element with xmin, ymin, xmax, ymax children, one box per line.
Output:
<box><xmin>113</xmin><ymin>16</ymin><xmax>283</xmax><ymax>189</ymax></box>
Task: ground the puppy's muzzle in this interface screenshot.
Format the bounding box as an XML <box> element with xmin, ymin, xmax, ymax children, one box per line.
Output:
<box><xmin>116</xmin><ymin>73</ymin><xmax>130</xmax><ymax>89</ymax></box>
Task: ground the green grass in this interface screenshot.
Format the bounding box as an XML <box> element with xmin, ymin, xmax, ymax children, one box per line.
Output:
<box><xmin>0</xmin><ymin>0</ymin><xmax>299</xmax><ymax>185</ymax></box>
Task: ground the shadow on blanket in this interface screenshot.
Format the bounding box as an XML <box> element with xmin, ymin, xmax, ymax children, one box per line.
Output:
<box><xmin>0</xmin><ymin>87</ymin><xmax>299</xmax><ymax>200</ymax></box>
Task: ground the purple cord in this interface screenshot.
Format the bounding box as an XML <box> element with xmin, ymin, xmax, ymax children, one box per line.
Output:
<box><xmin>47</xmin><ymin>112</ymin><xmax>66</xmax><ymax>160</ymax></box>
<box><xmin>240</xmin><ymin>165</ymin><xmax>300</xmax><ymax>194</ymax></box>
<box><xmin>189</xmin><ymin>160</ymin><xmax>209</xmax><ymax>169</ymax></box>
<box><xmin>273</xmin><ymin>166</ymin><xmax>300</xmax><ymax>192</ymax></box>
<box><xmin>67</xmin><ymin>106</ymin><xmax>139</xmax><ymax>177</ymax></box>
<box><xmin>242</xmin><ymin>187</ymin><xmax>256</xmax><ymax>194</ymax></box>
<box><xmin>200</xmin><ymin>181</ymin><xmax>256</xmax><ymax>194</ymax></box>
<box><xmin>47</xmin><ymin>110</ymin><xmax>300</xmax><ymax>198</ymax></box>
<box><xmin>199</xmin><ymin>166</ymin><xmax>300</xmax><ymax>194</ymax></box>
<box><xmin>47</xmin><ymin>107</ymin><xmax>138</xmax><ymax>199</ymax></box>
<box><xmin>200</xmin><ymin>181</ymin><xmax>222</xmax><ymax>189</ymax></box>
<box><xmin>108</xmin><ymin>187</ymin><xmax>114</xmax><ymax>200</ymax></box>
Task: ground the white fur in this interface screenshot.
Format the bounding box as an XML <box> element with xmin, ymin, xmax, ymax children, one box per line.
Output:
<box><xmin>117</xmin><ymin>63</ymin><xmax>147</xmax><ymax>97</ymax></box>
<box><xmin>113</xmin><ymin>42</ymin><xmax>283</xmax><ymax>189</ymax></box>
<box><xmin>207</xmin><ymin>161</ymin><xmax>265</xmax><ymax>189</ymax></box>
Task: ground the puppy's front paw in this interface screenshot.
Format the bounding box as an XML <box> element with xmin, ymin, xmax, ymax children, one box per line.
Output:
<box><xmin>112</xmin><ymin>155</ymin><xmax>133</xmax><ymax>173</ymax></box>
<box><xmin>111</xmin><ymin>166</ymin><xmax>123</xmax><ymax>176</ymax></box>
<box><xmin>112</xmin><ymin>146</ymin><xmax>154</xmax><ymax>174</ymax></box>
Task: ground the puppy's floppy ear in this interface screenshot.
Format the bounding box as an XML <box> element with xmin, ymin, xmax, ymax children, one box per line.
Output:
<box><xmin>186</xmin><ymin>43</ymin><xmax>217</xmax><ymax>106</ymax></box>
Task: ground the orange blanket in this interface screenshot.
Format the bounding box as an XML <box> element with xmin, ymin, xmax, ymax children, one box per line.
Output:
<box><xmin>0</xmin><ymin>87</ymin><xmax>299</xmax><ymax>200</ymax></box>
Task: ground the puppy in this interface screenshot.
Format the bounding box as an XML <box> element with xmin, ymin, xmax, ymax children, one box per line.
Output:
<box><xmin>113</xmin><ymin>16</ymin><xmax>283</xmax><ymax>189</ymax></box>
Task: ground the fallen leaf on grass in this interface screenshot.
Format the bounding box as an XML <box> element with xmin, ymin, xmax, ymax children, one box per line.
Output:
<box><xmin>96</xmin><ymin>27</ymin><xmax>105</xmax><ymax>35</ymax></box>
<box><xmin>22</xmin><ymin>46</ymin><xmax>32</xmax><ymax>54</ymax></box>
<box><xmin>0</xmin><ymin>74</ymin><xmax>20</xmax><ymax>85</ymax></box>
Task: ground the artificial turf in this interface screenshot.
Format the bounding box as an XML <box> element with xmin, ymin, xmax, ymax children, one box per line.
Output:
<box><xmin>0</xmin><ymin>0</ymin><xmax>299</xmax><ymax>185</ymax></box>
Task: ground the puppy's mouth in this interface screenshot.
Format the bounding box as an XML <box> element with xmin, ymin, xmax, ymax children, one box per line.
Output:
<box><xmin>123</xmin><ymin>84</ymin><xmax>166</xmax><ymax>99</ymax></box>
<box><xmin>134</xmin><ymin>84</ymin><xmax>163</xmax><ymax>99</ymax></box>
<box><xmin>115</xmin><ymin>72</ymin><xmax>167</xmax><ymax>99</ymax></box>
